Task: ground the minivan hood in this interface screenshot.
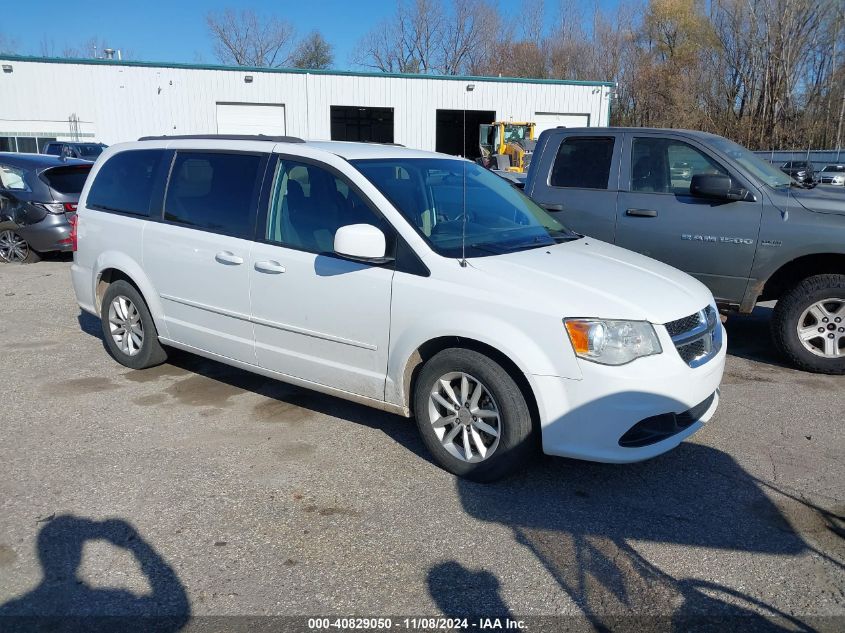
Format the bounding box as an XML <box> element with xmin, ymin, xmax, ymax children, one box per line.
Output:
<box><xmin>788</xmin><ymin>186</ymin><xmax>845</xmax><ymax>216</ymax></box>
<box><xmin>469</xmin><ymin>238</ymin><xmax>713</xmax><ymax>324</ymax></box>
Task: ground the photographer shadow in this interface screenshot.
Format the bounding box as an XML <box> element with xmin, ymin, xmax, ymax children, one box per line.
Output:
<box><xmin>0</xmin><ymin>515</ymin><xmax>190</xmax><ymax>632</ymax></box>
<box><xmin>427</xmin><ymin>390</ymin><xmax>842</xmax><ymax>631</ymax></box>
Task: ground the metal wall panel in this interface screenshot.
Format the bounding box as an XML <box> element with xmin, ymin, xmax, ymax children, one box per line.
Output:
<box><xmin>0</xmin><ymin>59</ymin><xmax>613</xmax><ymax>150</ymax></box>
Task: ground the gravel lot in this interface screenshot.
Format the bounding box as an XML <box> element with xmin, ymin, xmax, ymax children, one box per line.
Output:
<box><xmin>0</xmin><ymin>259</ymin><xmax>843</xmax><ymax>630</ymax></box>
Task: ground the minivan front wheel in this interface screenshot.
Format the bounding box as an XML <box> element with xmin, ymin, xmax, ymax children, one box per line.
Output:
<box><xmin>100</xmin><ymin>280</ymin><xmax>168</xmax><ymax>370</ymax></box>
<box><xmin>413</xmin><ymin>348</ymin><xmax>535</xmax><ymax>481</ymax></box>
<box><xmin>772</xmin><ymin>274</ymin><xmax>845</xmax><ymax>374</ymax></box>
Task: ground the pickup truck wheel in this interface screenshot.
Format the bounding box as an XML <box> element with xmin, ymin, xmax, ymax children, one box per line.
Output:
<box><xmin>100</xmin><ymin>280</ymin><xmax>168</xmax><ymax>370</ymax></box>
<box><xmin>413</xmin><ymin>348</ymin><xmax>535</xmax><ymax>482</ymax></box>
<box><xmin>772</xmin><ymin>274</ymin><xmax>845</xmax><ymax>374</ymax></box>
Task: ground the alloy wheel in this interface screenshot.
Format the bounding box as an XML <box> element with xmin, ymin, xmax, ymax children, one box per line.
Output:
<box><xmin>796</xmin><ymin>298</ymin><xmax>845</xmax><ymax>358</ymax></box>
<box><xmin>0</xmin><ymin>230</ymin><xmax>29</xmax><ymax>263</ymax></box>
<box><xmin>108</xmin><ymin>295</ymin><xmax>144</xmax><ymax>356</ymax></box>
<box><xmin>428</xmin><ymin>371</ymin><xmax>501</xmax><ymax>463</ymax></box>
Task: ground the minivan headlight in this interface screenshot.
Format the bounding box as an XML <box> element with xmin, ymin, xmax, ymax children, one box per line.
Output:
<box><xmin>564</xmin><ymin>319</ymin><xmax>662</xmax><ymax>365</ymax></box>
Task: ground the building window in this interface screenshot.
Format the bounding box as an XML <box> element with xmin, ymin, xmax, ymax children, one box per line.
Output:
<box><xmin>15</xmin><ymin>137</ymin><xmax>38</xmax><ymax>154</ymax></box>
<box><xmin>0</xmin><ymin>137</ymin><xmax>15</xmax><ymax>152</ymax></box>
<box><xmin>37</xmin><ymin>138</ymin><xmax>57</xmax><ymax>153</ymax></box>
<box><xmin>330</xmin><ymin>106</ymin><xmax>394</xmax><ymax>144</ymax></box>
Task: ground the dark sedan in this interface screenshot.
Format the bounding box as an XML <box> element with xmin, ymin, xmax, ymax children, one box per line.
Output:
<box><xmin>780</xmin><ymin>160</ymin><xmax>816</xmax><ymax>184</ymax></box>
<box><xmin>0</xmin><ymin>153</ymin><xmax>92</xmax><ymax>263</ymax></box>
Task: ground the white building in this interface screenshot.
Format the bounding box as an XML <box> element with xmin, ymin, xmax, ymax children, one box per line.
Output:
<box><xmin>0</xmin><ymin>56</ymin><xmax>613</xmax><ymax>158</ymax></box>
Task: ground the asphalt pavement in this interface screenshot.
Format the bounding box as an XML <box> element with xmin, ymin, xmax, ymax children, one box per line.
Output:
<box><xmin>0</xmin><ymin>260</ymin><xmax>842</xmax><ymax>631</ymax></box>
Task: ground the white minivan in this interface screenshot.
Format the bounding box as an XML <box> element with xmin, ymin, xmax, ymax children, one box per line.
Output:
<box><xmin>71</xmin><ymin>135</ymin><xmax>726</xmax><ymax>481</ymax></box>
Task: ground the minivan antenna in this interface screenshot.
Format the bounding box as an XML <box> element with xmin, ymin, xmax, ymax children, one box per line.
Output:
<box><xmin>460</xmin><ymin>159</ymin><xmax>468</xmax><ymax>267</ymax></box>
<box><xmin>460</xmin><ymin>84</ymin><xmax>475</xmax><ymax>268</ymax></box>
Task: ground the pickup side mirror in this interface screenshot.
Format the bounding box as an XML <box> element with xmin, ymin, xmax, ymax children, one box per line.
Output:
<box><xmin>334</xmin><ymin>224</ymin><xmax>390</xmax><ymax>263</ymax></box>
<box><xmin>690</xmin><ymin>173</ymin><xmax>749</xmax><ymax>201</ymax></box>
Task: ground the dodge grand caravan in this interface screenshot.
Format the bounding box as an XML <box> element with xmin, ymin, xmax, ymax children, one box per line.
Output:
<box><xmin>71</xmin><ymin>135</ymin><xmax>726</xmax><ymax>481</ymax></box>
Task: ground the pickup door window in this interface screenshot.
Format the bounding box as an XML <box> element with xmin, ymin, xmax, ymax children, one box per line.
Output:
<box><xmin>616</xmin><ymin>136</ymin><xmax>761</xmax><ymax>304</ymax></box>
<box><xmin>531</xmin><ymin>135</ymin><xmax>619</xmax><ymax>242</ymax></box>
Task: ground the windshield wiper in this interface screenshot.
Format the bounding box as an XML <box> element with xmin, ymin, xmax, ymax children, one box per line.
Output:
<box><xmin>468</xmin><ymin>242</ymin><xmax>511</xmax><ymax>254</ymax></box>
<box><xmin>548</xmin><ymin>229</ymin><xmax>580</xmax><ymax>243</ymax></box>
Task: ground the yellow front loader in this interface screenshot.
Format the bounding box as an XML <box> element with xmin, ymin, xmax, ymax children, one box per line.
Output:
<box><xmin>478</xmin><ymin>122</ymin><xmax>536</xmax><ymax>172</ymax></box>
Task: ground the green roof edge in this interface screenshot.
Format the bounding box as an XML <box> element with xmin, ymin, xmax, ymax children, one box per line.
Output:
<box><xmin>0</xmin><ymin>54</ymin><xmax>615</xmax><ymax>88</ymax></box>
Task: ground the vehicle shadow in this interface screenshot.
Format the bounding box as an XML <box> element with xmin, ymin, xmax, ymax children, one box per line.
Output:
<box><xmin>723</xmin><ymin>305</ymin><xmax>794</xmax><ymax>369</ymax></box>
<box><xmin>77</xmin><ymin>311</ymin><xmax>103</xmax><ymax>339</ymax></box>
<box><xmin>75</xmin><ymin>310</ymin><xmax>431</xmax><ymax>462</ymax></box>
<box><xmin>181</xmin><ymin>350</ymin><xmax>432</xmax><ymax>463</ymax></box>
<box><xmin>0</xmin><ymin>515</ymin><xmax>190</xmax><ymax>632</ymax></box>
<box><xmin>430</xmin><ymin>437</ymin><xmax>842</xmax><ymax>630</ymax></box>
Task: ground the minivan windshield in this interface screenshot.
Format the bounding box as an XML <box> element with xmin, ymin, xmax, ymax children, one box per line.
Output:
<box><xmin>706</xmin><ymin>136</ymin><xmax>794</xmax><ymax>188</ymax></box>
<box><xmin>352</xmin><ymin>158</ymin><xmax>577</xmax><ymax>257</ymax></box>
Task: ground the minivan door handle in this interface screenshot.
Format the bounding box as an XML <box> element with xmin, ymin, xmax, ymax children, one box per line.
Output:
<box><xmin>254</xmin><ymin>260</ymin><xmax>286</xmax><ymax>274</ymax></box>
<box><xmin>542</xmin><ymin>203</ymin><xmax>564</xmax><ymax>212</ymax></box>
<box><xmin>215</xmin><ymin>251</ymin><xmax>244</xmax><ymax>265</ymax></box>
<box><xmin>626</xmin><ymin>208</ymin><xmax>658</xmax><ymax>218</ymax></box>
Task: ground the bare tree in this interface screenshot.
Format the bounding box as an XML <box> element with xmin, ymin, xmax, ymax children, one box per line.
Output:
<box><xmin>439</xmin><ymin>0</ymin><xmax>500</xmax><ymax>74</ymax></box>
<box><xmin>291</xmin><ymin>31</ymin><xmax>334</xmax><ymax>69</ymax></box>
<box><xmin>206</xmin><ymin>8</ymin><xmax>296</xmax><ymax>67</ymax></box>
<box><xmin>355</xmin><ymin>0</ymin><xmax>486</xmax><ymax>74</ymax></box>
<box><xmin>41</xmin><ymin>36</ymin><xmax>133</xmax><ymax>60</ymax></box>
<box><xmin>352</xmin><ymin>0</ymin><xmax>843</xmax><ymax>149</ymax></box>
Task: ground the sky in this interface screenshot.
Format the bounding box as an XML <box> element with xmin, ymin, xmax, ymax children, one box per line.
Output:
<box><xmin>3</xmin><ymin>0</ymin><xmax>619</xmax><ymax>70</ymax></box>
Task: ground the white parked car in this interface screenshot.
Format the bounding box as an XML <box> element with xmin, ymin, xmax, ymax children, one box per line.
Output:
<box><xmin>818</xmin><ymin>164</ymin><xmax>845</xmax><ymax>186</ymax></box>
<box><xmin>71</xmin><ymin>135</ymin><xmax>726</xmax><ymax>481</ymax></box>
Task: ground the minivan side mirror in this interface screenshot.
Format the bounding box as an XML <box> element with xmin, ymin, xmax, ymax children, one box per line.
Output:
<box><xmin>334</xmin><ymin>224</ymin><xmax>390</xmax><ymax>263</ymax></box>
<box><xmin>690</xmin><ymin>173</ymin><xmax>748</xmax><ymax>201</ymax></box>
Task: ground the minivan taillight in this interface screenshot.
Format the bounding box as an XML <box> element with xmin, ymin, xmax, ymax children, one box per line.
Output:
<box><xmin>68</xmin><ymin>214</ymin><xmax>78</xmax><ymax>252</ymax></box>
<box><xmin>64</xmin><ymin>202</ymin><xmax>78</xmax><ymax>212</ymax></box>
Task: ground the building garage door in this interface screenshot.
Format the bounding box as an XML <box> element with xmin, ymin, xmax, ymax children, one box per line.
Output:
<box><xmin>435</xmin><ymin>109</ymin><xmax>496</xmax><ymax>160</ymax></box>
<box><xmin>216</xmin><ymin>103</ymin><xmax>286</xmax><ymax>136</ymax></box>
<box><xmin>534</xmin><ymin>113</ymin><xmax>590</xmax><ymax>136</ymax></box>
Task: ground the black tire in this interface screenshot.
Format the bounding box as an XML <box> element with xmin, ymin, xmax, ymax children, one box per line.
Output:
<box><xmin>0</xmin><ymin>230</ymin><xmax>40</xmax><ymax>263</ymax></box>
<box><xmin>772</xmin><ymin>274</ymin><xmax>845</xmax><ymax>375</ymax></box>
<box><xmin>100</xmin><ymin>279</ymin><xmax>168</xmax><ymax>370</ymax></box>
<box><xmin>413</xmin><ymin>348</ymin><xmax>535</xmax><ymax>482</ymax></box>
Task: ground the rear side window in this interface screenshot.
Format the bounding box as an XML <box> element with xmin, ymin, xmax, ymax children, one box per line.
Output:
<box><xmin>0</xmin><ymin>164</ymin><xmax>29</xmax><ymax>191</ymax></box>
<box><xmin>164</xmin><ymin>152</ymin><xmax>264</xmax><ymax>238</ymax></box>
<box><xmin>549</xmin><ymin>137</ymin><xmax>614</xmax><ymax>189</ymax></box>
<box><xmin>87</xmin><ymin>150</ymin><xmax>165</xmax><ymax>216</ymax></box>
<box><xmin>41</xmin><ymin>165</ymin><xmax>92</xmax><ymax>195</ymax></box>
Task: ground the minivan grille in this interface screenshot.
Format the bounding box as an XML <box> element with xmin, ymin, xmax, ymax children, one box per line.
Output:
<box><xmin>663</xmin><ymin>305</ymin><xmax>721</xmax><ymax>368</ymax></box>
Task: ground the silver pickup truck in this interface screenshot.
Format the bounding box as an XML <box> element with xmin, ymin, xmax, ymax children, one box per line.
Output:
<box><xmin>525</xmin><ymin>127</ymin><xmax>845</xmax><ymax>374</ymax></box>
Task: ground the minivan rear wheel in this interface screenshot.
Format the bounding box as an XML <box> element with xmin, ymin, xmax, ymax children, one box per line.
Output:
<box><xmin>100</xmin><ymin>280</ymin><xmax>168</xmax><ymax>370</ymax></box>
<box><xmin>772</xmin><ymin>274</ymin><xmax>845</xmax><ymax>374</ymax></box>
<box><xmin>413</xmin><ymin>348</ymin><xmax>535</xmax><ymax>481</ymax></box>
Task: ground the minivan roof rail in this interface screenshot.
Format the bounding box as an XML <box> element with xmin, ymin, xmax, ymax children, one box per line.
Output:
<box><xmin>137</xmin><ymin>134</ymin><xmax>306</xmax><ymax>143</ymax></box>
<box><xmin>361</xmin><ymin>141</ymin><xmax>405</xmax><ymax>147</ymax></box>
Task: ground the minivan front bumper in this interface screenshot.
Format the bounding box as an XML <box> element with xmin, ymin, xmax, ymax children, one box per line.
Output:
<box><xmin>531</xmin><ymin>323</ymin><xmax>726</xmax><ymax>463</ymax></box>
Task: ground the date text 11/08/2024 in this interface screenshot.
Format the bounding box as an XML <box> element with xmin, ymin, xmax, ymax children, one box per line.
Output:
<box><xmin>307</xmin><ymin>618</ymin><xmax>527</xmax><ymax>630</ymax></box>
